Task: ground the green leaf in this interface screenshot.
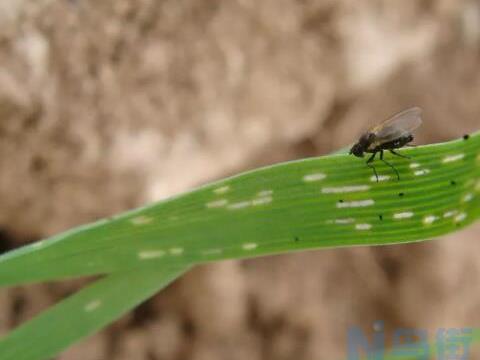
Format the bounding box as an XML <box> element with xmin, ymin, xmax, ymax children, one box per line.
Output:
<box><xmin>0</xmin><ymin>266</ymin><xmax>188</xmax><ymax>360</ymax></box>
<box><xmin>0</xmin><ymin>133</ymin><xmax>479</xmax><ymax>286</ymax></box>
<box><xmin>1</xmin><ymin>132</ymin><xmax>479</xmax><ymax>360</ymax></box>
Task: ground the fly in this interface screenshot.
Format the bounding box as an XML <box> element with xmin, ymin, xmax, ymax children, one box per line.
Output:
<box><xmin>349</xmin><ymin>107</ymin><xmax>423</xmax><ymax>182</ymax></box>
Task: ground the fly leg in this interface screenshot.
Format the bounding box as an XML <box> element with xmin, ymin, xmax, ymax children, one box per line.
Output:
<box><xmin>389</xmin><ymin>149</ymin><xmax>410</xmax><ymax>159</ymax></box>
<box><xmin>381</xmin><ymin>150</ymin><xmax>400</xmax><ymax>180</ymax></box>
<box><xmin>366</xmin><ymin>152</ymin><xmax>379</xmax><ymax>182</ymax></box>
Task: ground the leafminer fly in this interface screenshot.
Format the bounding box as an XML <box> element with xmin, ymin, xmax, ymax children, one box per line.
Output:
<box><xmin>349</xmin><ymin>107</ymin><xmax>423</xmax><ymax>182</ymax></box>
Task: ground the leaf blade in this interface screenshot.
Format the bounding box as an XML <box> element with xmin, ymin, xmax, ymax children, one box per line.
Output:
<box><xmin>0</xmin><ymin>134</ymin><xmax>478</xmax><ymax>286</ymax></box>
<box><xmin>0</xmin><ymin>266</ymin><xmax>188</xmax><ymax>360</ymax></box>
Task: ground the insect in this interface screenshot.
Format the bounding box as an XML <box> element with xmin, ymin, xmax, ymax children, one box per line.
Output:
<box><xmin>349</xmin><ymin>107</ymin><xmax>423</xmax><ymax>182</ymax></box>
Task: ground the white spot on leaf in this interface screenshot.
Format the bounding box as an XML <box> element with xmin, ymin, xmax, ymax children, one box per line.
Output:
<box><xmin>414</xmin><ymin>169</ymin><xmax>430</xmax><ymax>176</ymax></box>
<box><xmin>138</xmin><ymin>250</ymin><xmax>165</xmax><ymax>260</ymax></box>
<box><xmin>257</xmin><ymin>190</ymin><xmax>273</xmax><ymax>197</ymax></box>
<box><xmin>242</xmin><ymin>243</ymin><xmax>258</xmax><ymax>250</ymax></box>
<box><xmin>462</xmin><ymin>193</ymin><xmax>474</xmax><ymax>202</ymax></box>
<box><xmin>169</xmin><ymin>247</ymin><xmax>184</xmax><ymax>255</ymax></box>
<box><xmin>322</xmin><ymin>185</ymin><xmax>370</xmax><ymax>194</ymax></box>
<box><xmin>454</xmin><ymin>212</ymin><xmax>467</xmax><ymax>222</ymax></box>
<box><xmin>213</xmin><ymin>186</ymin><xmax>230</xmax><ymax>194</ymax></box>
<box><xmin>252</xmin><ymin>197</ymin><xmax>272</xmax><ymax>206</ymax></box>
<box><xmin>393</xmin><ymin>212</ymin><xmax>414</xmax><ymax>219</ymax></box>
<box><xmin>337</xmin><ymin>199</ymin><xmax>375</xmax><ymax>208</ymax></box>
<box><xmin>84</xmin><ymin>300</ymin><xmax>102</xmax><ymax>312</ymax></box>
<box><xmin>444</xmin><ymin>210</ymin><xmax>458</xmax><ymax>218</ymax></box>
<box><xmin>206</xmin><ymin>199</ymin><xmax>228</xmax><ymax>208</ymax></box>
<box><xmin>303</xmin><ymin>173</ymin><xmax>327</xmax><ymax>182</ymax></box>
<box><xmin>423</xmin><ymin>215</ymin><xmax>438</xmax><ymax>225</ymax></box>
<box><xmin>371</xmin><ymin>175</ymin><xmax>390</xmax><ymax>182</ymax></box>
<box><xmin>227</xmin><ymin>201</ymin><xmax>251</xmax><ymax>210</ymax></box>
<box><xmin>442</xmin><ymin>154</ymin><xmax>465</xmax><ymax>163</ymax></box>
<box><xmin>327</xmin><ymin>218</ymin><xmax>355</xmax><ymax>225</ymax></box>
<box><xmin>355</xmin><ymin>223</ymin><xmax>372</xmax><ymax>230</ymax></box>
<box><xmin>410</xmin><ymin>163</ymin><xmax>421</xmax><ymax>169</ymax></box>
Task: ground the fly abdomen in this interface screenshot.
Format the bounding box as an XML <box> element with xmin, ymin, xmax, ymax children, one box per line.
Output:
<box><xmin>374</xmin><ymin>135</ymin><xmax>414</xmax><ymax>152</ymax></box>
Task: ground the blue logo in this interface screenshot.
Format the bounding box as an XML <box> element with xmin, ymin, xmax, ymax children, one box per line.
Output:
<box><xmin>347</xmin><ymin>321</ymin><xmax>473</xmax><ymax>360</ymax></box>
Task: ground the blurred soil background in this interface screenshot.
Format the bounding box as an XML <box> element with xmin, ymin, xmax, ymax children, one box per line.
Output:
<box><xmin>1</xmin><ymin>0</ymin><xmax>480</xmax><ymax>359</ymax></box>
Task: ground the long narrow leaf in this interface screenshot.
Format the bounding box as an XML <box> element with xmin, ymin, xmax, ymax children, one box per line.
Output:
<box><xmin>0</xmin><ymin>133</ymin><xmax>479</xmax><ymax>286</ymax></box>
<box><xmin>0</xmin><ymin>266</ymin><xmax>188</xmax><ymax>360</ymax></box>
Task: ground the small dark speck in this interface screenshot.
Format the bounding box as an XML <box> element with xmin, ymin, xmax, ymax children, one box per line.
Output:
<box><xmin>398</xmin><ymin>193</ymin><xmax>405</xmax><ymax>197</ymax></box>
<box><xmin>339</xmin><ymin>199</ymin><xmax>344</xmax><ymax>203</ymax></box>
<box><xmin>450</xmin><ymin>180</ymin><xmax>457</xmax><ymax>186</ymax></box>
<box><xmin>379</xmin><ymin>215</ymin><xmax>383</xmax><ymax>221</ymax></box>
<box><xmin>463</xmin><ymin>134</ymin><xmax>470</xmax><ymax>140</ymax></box>
<box><xmin>294</xmin><ymin>236</ymin><xmax>300</xmax><ymax>242</ymax></box>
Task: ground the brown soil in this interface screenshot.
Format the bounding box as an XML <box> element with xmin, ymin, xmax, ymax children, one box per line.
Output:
<box><xmin>1</xmin><ymin>1</ymin><xmax>480</xmax><ymax>359</ymax></box>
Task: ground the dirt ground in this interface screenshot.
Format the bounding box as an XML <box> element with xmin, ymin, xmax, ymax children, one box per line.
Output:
<box><xmin>1</xmin><ymin>1</ymin><xmax>480</xmax><ymax>359</ymax></box>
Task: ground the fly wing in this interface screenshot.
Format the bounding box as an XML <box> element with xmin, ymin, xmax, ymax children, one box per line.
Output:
<box><xmin>371</xmin><ymin>107</ymin><xmax>423</xmax><ymax>142</ymax></box>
